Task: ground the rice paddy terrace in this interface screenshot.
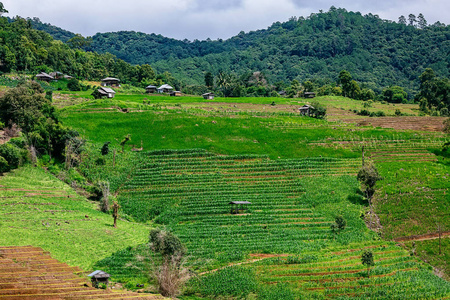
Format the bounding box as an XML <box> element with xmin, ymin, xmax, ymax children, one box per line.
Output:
<box><xmin>0</xmin><ymin>246</ymin><xmax>164</xmax><ymax>300</ymax></box>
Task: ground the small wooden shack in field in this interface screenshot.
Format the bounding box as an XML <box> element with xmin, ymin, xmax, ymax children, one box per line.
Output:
<box><xmin>101</xmin><ymin>77</ymin><xmax>120</xmax><ymax>87</ymax></box>
<box><xmin>157</xmin><ymin>84</ymin><xmax>173</xmax><ymax>93</ymax></box>
<box><xmin>299</xmin><ymin>104</ymin><xmax>314</xmax><ymax>116</ymax></box>
<box><xmin>170</xmin><ymin>91</ymin><xmax>182</xmax><ymax>97</ymax></box>
<box><xmin>303</xmin><ymin>92</ymin><xmax>316</xmax><ymax>98</ymax></box>
<box><xmin>88</xmin><ymin>270</ymin><xmax>110</xmax><ymax>288</ymax></box>
<box><xmin>229</xmin><ymin>201</ymin><xmax>252</xmax><ymax>214</ymax></box>
<box><xmin>145</xmin><ymin>85</ymin><xmax>157</xmax><ymax>93</ymax></box>
<box><xmin>93</xmin><ymin>87</ymin><xmax>116</xmax><ymax>99</ymax></box>
<box><xmin>35</xmin><ymin>72</ymin><xmax>54</xmax><ymax>82</ymax></box>
<box><xmin>202</xmin><ymin>92</ymin><xmax>215</xmax><ymax>100</ymax></box>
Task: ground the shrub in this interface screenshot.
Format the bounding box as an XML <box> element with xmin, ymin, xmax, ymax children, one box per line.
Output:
<box><xmin>0</xmin><ymin>155</ymin><xmax>9</xmax><ymax>173</ymax></box>
<box><xmin>67</xmin><ymin>78</ymin><xmax>81</xmax><ymax>91</ymax></box>
<box><xmin>0</xmin><ymin>143</ymin><xmax>22</xmax><ymax>170</ymax></box>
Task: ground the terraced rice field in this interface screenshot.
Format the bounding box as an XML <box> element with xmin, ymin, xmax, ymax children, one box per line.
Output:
<box><xmin>252</xmin><ymin>242</ymin><xmax>450</xmax><ymax>299</ymax></box>
<box><xmin>116</xmin><ymin>149</ymin><xmax>369</xmax><ymax>261</ymax></box>
<box><xmin>0</xmin><ymin>246</ymin><xmax>164</xmax><ymax>299</ymax></box>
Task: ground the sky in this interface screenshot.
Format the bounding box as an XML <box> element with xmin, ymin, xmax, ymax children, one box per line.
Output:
<box><xmin>3</xmin><ymin>0</ymin><xmax>449</xmax><ymax>41</ymax></box>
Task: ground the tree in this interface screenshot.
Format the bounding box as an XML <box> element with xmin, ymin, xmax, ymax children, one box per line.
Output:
<box><xmin>204</xmin><ymin>72</ymin><xmax>214</xmax><ymax>88</ymax></box>
<box><xmin>330</xmin><ymin>215</ymin><xmax>346</xmax><ymax>234</ymax></box>
<box><xmin>338</xmin><ymin>70</ymin><xmax>352</xmax><ymax>98</ymax></box>
<box><xmin>382</xmin><ymin>86</ymin><xmax>407</xmax><ymax>103</ymax></box>
<box><xmin>398</xmin><ymin>15</ymin><xmax>407</xmax><ymax>25</ymax></box>
<box><xmin>361</xmin><ymin>251</ymin><xmax>375</xmax><ymax>277</ymax></box>
<box><xmin>149</xmin><ymin>228</ymin><xmax>189</xmax><ymax>297</ymax></box>
<box><xmin>67</xmin><ymin>34</ymin><xmax>92</xmax><ymax>50</ymax></box>
<box><xmin>0</xmin><ymin>2</ymin><xmax>8</xmax><ymax>16</ymax></box>
<box><xmin>408</xmin><ymin>14</ymin><xmax>417</xmax><ymax>27</ymax></box>
<box><xmin>417</xmin><ymin>13</ymin><xmax>427</xmax><ymax>29</ymax></box>
<box><xmin>357</xmin><ymin>163</ymin><xmax>382</xmax><ymax>203</ymax></box>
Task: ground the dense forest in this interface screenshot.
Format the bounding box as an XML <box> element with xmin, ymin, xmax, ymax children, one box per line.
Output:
<box><xmin>79</xmin><ymin>8</ymin><xmax>449</xmax><ymax>95</ymax></box>
<box><xmin>0</xmin><ymin>16</ymin><xmax>178</xmax><ymax>88</ymax></box>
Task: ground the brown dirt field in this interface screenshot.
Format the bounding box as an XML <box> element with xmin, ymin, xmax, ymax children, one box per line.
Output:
<box><xmin>394</xmin><ymin>231</ymin><xmax>450</xmax><ymax>242</ymax></box>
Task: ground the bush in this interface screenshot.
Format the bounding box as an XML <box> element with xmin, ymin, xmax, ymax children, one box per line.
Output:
<box><xmin>0</xmin><ymin>155</ymin><xmax>9</xmax><ymax>173</ymax></box>
<box><xmin>67</xmin><ymin>78</ymin><xmax>81</xmax><ymax>91</ymax></box>
<box><xmin>0</xmin><ymin>143</ymin><xmax>22</xmax><ymax>170</ymax></box>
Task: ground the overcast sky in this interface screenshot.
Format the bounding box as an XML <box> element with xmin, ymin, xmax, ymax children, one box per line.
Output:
<box><xmin>3</xmin><ymin>0</ymin><xmax>449</xmax><ymax>40</ymax></box>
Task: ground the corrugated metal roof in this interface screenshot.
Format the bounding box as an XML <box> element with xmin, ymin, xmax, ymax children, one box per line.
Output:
<box><xmin>101</xmin><ymin>77</ymin><xmax>120</xmax><ymax>81</ymax></box>
<box><xmin>229</xmin><ymin>201</ymin><xmax>252</xmax><ymax>205</ymax></box>
<box><xmin>101</xmin><ymin>87</ymin><xmax>116</xmax><ymax>94</ymax></box>
<box><xmin>158</xmin><ymin>84</ymin><xmax>173</xmax><ymax>90</ymax></box>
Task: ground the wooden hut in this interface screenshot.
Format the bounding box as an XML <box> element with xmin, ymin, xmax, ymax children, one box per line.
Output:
<box><xmin>101</xmin><ymin>77</ymin><xmax>120</xmax><ymax>87</ymax></box>
<box><xmin>92</xmin><ymin>87</ymin><xmax>116</xmax><ymax>99</ymax></box>
<box><xmin>145</xmin><ymin>85</ymin><xmax>157</xmax><ymax>93</ymax></box>
<box><xmin>303</xmin><ymin>92</ymin><xmax>316</xmax><ymax>98</ymax></box>
<box><xmin>49</xmin><ymin>71</ymin><xmax>64</xmax><ymax>79</ymax></box>
<box><xmin>170</xmin><ymin>91</ymin><xmax>182</xmax><ymax>97</ymax></box>
<box><xmin>299</xmin><ymin>104</ymin><xmax>314</xmax><ymax>116</ymax></box>
<box><xmin>202</xmin><ymin>92</ymin><xmax>214</xmax><ymax>100</ymax></box>
<box><xmin>157</xmin><ymin>84</ymin><xmax>173</xmax><ymax>93</ymax></box>
<box><xmin>88</xmin><ymin>270</ymin><xmax>110</xmax><ymax>288</ymax></box>
<box><xmin>35</xmin><ymin>72</ymin><xmax>54</xmax><ymax>82</ymax></box>
<box><xmin>229</xmin><ymin>201</ymin><xmax>252</xmax><ymax>214</ymax></box>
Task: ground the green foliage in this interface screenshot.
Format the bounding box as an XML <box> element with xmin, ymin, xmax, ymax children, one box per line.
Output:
<box><xmin>0</xmin><ymin>143</ymin><xmax>23</xmax><ymax>170</ymax></box>
<box><xmin>310</xmin><ymin>101</ymin><xmax>327</xmax><ymax>119</ymax></box>
<box><xmin>0</xmin><ymin>155</ymin><xmax>9</xmax><ymax>173</ymax></box>
<box><xmin>417</xmin><ymin>68</ymin><xmax>450</xmax><ymax>112</ymax></box>
<box><xmin>383</xmin><ymin>86</ymin><xmax>408</xmax><ymax>103</ymax></box>
<box><xmin>331</xmin><ymin>215</ymin><xmax>347</xmax><ymax>233</ymax></box>
<box><xmin>197</xmin><ymin>266</ymin><xmax>257</xmax><ymax>298</ymax></box>
<box><xmin>361</xmin><ymin>250</ymin><xmax>375</xmax><ymax>276</ymax></box>
<box><xmin>149</xmin><ymin>228</ymin><xmax>186</xmax><ymax>258</ymax></box>
<box><xmin>357</xmin><ymin>163</ymin><xmax>382</xmax><ymax>201</ymax></box>
<box><xmin>67</xmin><ymin>78</ymin><xmax>81</xmax><ymax>91</ymax></box>
<box><xmin>101</xmin><ymin>141</ymin><xmax>110</xmax><ymax>155</ymax></box>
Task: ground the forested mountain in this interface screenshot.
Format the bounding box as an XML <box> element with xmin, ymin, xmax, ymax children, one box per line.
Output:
<box><xmin>0</xmin><ymin>16</ymin><xmax>179</xmax><ymax>88</ymax></box>
<box><xmin>85</xmin><ymin>8</ymin><xmax>449</xmax><ymax>94</ymax></box>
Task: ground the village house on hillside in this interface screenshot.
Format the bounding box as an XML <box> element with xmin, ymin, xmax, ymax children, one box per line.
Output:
<box><xmin>299</xmin><ymin>104</ymin><xmax>314</xmax><ymax>116</ymax></box>
<box><xmin>49</xmin><ymin>71</ymin><xmax>64</xmax><ymax>79</ymax></box>
<box><xmin>303</xmin><ymin>92</ymin><xmax>316</xmax><ymax>98</ymax></box>
<box><xmin>170</xmin><ymin>91</ymin><xmax>182</xmax><ymax>97</ymax></box>
<box><xmin>202</xmin><ymin>92</ymin><xmax>214</xmax><ymax>100</ymax></box>
<box><xmin>101</xmin><ymin>77</ymin><xmax>120</xmax><ymax>87</ymax></box>
<box><xmin>157</xmin><ymin>84</ymin><xmax>173</xmax><ymax>93</ymax></box>
<box><xmin>145</xmin><ymin>85</ymin><xmax>157</xmax><ymax>93</ymax></box>
<box><xmin>92</xmin><ymin>87</ymin><xmax>116</xmax><ymax>99</ymax></box>
<box><xmin>35</xmin><ymin>72</ymin><xmax>54</xmax><ymax>82</ymax></box>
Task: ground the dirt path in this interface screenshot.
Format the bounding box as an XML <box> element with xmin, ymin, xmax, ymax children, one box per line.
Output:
<box><xmin>394</xmin><ymin>231</ymin><xmax>450</xmax><ymax>242</ymax></box>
